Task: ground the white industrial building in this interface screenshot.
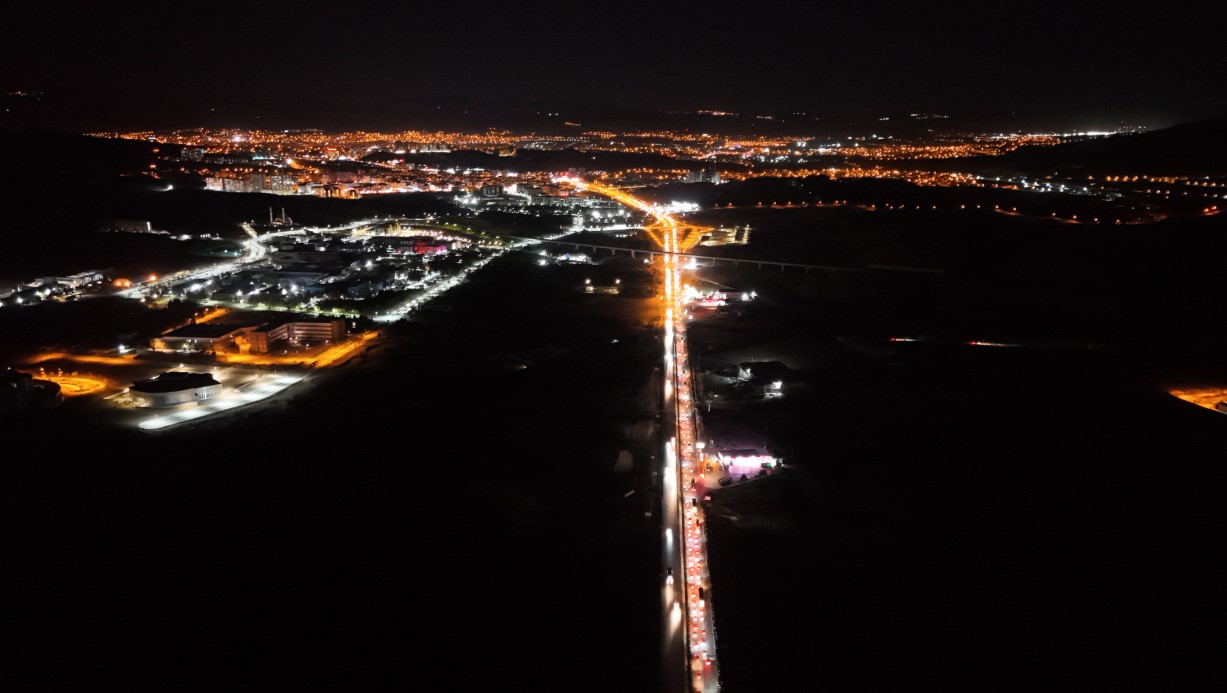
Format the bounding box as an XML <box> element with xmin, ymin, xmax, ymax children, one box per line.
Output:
<box><xmin>129</xmin><ymin>372</ymin><xmax>223</xmax><ymax>408</ymax></box>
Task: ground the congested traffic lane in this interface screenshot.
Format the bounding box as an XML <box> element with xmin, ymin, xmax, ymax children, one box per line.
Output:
<box><xmin>583</xmin><ymin>180</ymin><xmax>720</xmax><ymax>693</ymax></box>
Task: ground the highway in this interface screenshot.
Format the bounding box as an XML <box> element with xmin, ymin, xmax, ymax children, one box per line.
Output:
<box><xmin>583</xmin><ymin>181</ymin><xmax>720</xmax><ymax>693</ymax></box>
<box><xmin>583</xmin><ymin>182</ymin><xmax>714</xmax><ymax>253</ymax></box>
<box><xmin>117</xmin><ymin>225</ymin><xmax>299</xmax><ymax>300</ymax></box>
<box><xmin>494</xmin><ymin>231</ymin><xmax>858</xmax><ymax>273</ymax></box>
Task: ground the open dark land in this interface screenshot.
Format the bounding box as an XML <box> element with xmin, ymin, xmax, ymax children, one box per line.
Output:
<box><xmin>681</xmin><ymin>208</ymin><xmax>1227</xmax><ymax>691</ymax></box>
<box><xmin>2</xmin><ymin>253</ymin><xmax>664</xmax><ymax>692</ymax></box>
<box><xmin>6</xmin><ymin>124</ymin><xmax>1227</xmax><ymax>691</ymax></box>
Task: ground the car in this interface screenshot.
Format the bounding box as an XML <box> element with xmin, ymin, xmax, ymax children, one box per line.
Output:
<box><xmin>666</xmin><ymin>567</ymin><xmax>674</xmax><ymax>585</ymax></box>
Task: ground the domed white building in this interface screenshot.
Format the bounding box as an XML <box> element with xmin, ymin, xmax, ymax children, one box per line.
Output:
<box><xmin>129</xmin><ymin>372</ymin><xmax>222</xmax><ymax>408</ymax></box>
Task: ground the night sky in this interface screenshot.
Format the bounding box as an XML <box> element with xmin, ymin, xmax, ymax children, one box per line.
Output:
<box><xmin>4</xmin><ymin>1</ymin><xmax>1226</xmax><ymax>132</ymax></box>
<box><xmin>5</xmin><ymin>4</ymin><xmax>1227</xmax><ymax>691</ymax></box>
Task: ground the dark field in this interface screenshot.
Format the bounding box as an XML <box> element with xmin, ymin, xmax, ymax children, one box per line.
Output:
<box><xmin>2</xmin><ymin>253</ymin><xmax>664</xmax><ymax>691</ymax></box>
<box><xmin>685</xmin><ymin>249</ymin><xmax>1227</xmax><ymax>691</ymax></box>
<box><xmin>0</xmin><ymin>171</ymin><xmax>459</xmax><ymax>286</ymax></box>
<box><xmin>7</xmin><ymin>152</ymin><xmax>1227</xmax><ymax>692</ymax></box>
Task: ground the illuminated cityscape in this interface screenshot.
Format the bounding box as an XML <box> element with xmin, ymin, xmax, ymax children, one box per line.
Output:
<box><xmin>5</xmin><ymin>3</ymin><xmax>1227</xmax><ymax>692</ymax></box>
<box><xmin>4</xmin><ymin>115</ymin><xmax>1226</xmax><ymax>691</ymax></box>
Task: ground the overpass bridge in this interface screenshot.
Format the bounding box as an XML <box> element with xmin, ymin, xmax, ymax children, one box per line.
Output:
<box><xmin>498</xmin><ymin>233</ymin><xmax>863</xmax><ymax>274</ymax></box>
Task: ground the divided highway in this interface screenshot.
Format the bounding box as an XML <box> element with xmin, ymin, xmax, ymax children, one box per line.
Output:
<box><xmin>583</xmin><ymin>181</ymin><xmax>721</xmax><ymax>693</ymax></box>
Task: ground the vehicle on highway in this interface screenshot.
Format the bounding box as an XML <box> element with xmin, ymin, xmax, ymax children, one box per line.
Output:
<box><xmin>666</xmin><ymin>568</ymin><xmax>674</xmax><ymax>585</ymax></box>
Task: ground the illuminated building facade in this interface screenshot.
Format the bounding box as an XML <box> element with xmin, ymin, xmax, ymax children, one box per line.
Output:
<box><xmin>129</xmin><ymin>371</ymin><xmax>222</xmax><ymax>408</ymax></box>
<box><xmin>698</xmin><ymin>226</ymin><xmax>750</xmax><ymax>246</ymax></box>
<box><xmin>0</xmin><ymin>369</ymin><xmax>63</xmax><ymax>411</ymax></box>
<box><xmin>248</xmin><ymin>317</ymin><xmax>347</xmax><ymax>354</ymax></box>
<box><xmin>151</xmin><ymin>324</ymin><xmax>248</xmax><ymax>352</ymax></box>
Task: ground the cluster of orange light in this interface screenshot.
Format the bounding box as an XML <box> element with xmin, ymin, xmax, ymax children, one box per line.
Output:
<box><xmin>100</xmin><ymin>128</ymin><xmax>1078</xmax><ymax>169</ymax></box>
<box><xmin>1168</xmin><ymin>388</ymin><xmax>1227</xmax><ymax>414</ymax></box>
<box><xmin>1103</xmin><ymin>174</ymin><xmax>1226</xmax><ymax>188</ymax></box>
<box><xmin>831</xmin><ymin>135</ymin><xmax>1061</xmax><ymax>160</ymax></box>
<box><xmin>629</xmin><ymin>186</ymin><xmax>717</xmax><ymax>689</ymax></box>
<box><xmin>721</xmin><ymin>166</ymin><xmax>981</xmax><ymax>188</ymax></box>
<box><xmin>196</xmin><ymin>149</ymin><xmax>580</xmax><ymax>198</ymax></box>
<box><xmin>720</xmin><ymin>137</ymin><xmax>799</xmax><ymax>149</ymax></box>
<box><xmin>101</xmin><ymin>127</ymin><xmax>602</xmax><ymax>159</ymax></box>
<box><xmin>617</xmin><ymin>131</ymin><xmax>719</xmax><ymax>142</ymax></box>
<box><xmin>596</xmin><ymin>169</ymin><xmax>701</xmax><ymax>187</ymax></box>
<box><xmin>703</xmin><ymin>134</ymin><xmax>1061</xmax><ymax>162</ymax></box>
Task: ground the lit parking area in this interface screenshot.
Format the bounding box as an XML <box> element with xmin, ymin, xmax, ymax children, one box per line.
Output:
<box><xmin>138</xmin><ymin>372</ymin><xmax>306</xmax><ymax>430</ymax></box>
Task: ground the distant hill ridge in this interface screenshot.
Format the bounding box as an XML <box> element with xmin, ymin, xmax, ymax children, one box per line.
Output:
<box><xmin>0</xmin><ymin>129</ymin><xmax>159</xmax><ymax>186</ymax></box>
<box><xmin>974</xmin><ymin>117</ymin><xmax>1227</xmax><ymax>176</ymax></box>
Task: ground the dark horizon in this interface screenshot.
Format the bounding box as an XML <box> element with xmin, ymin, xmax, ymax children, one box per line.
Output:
<box><xmin>4</xmin><ymin>2</ymin><xmax>1224</xmax><ymax>134</ymax></box>
<box><xmin>3</xmin><ymin>89</ymin><xmax>1214</xmax><ymax>139</ymax></box>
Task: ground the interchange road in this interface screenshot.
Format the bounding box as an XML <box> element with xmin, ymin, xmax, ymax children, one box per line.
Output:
<box><xmin>117</xmin><ymin>225</ymin><xmax>298</xmax><ymax>300</ymax></box>
<box><xmin>582</xmin><ymin>181</ymin><xmax>720</xmax><ymax>693</ymax></box>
